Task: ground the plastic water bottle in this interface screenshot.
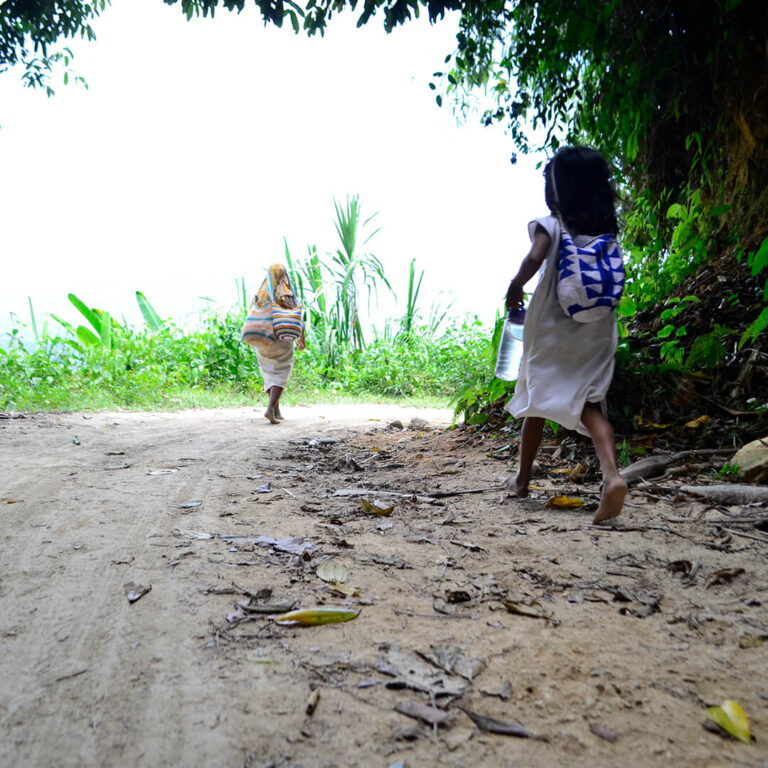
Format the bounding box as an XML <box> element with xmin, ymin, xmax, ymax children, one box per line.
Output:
<box><xmin>494</xmin><ymin>308</ymin><xmax>526</xmax><ymax>381</ymax></box>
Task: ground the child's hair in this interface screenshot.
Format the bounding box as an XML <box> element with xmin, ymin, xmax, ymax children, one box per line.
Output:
<box><xmin>544</xmin><ymin>146</ymin><xmax>618</xmax><ymax>236</ymax></box>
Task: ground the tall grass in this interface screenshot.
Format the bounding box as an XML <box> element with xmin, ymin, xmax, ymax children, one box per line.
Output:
<box><xmin>2</xmin><ymin>196</ymin><xmax>496</xmax><ymax>413</ymax></box>
<box><xmin>0</xmin><ymin>306</ymin><xmax>492</xmax><ymax>411</ymax></box>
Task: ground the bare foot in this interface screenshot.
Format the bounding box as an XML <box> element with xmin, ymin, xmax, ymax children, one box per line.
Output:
<box><xmin>264</xmin><ymin>407</ymin><xmax>280</xmax><ymax>425</ymax></box>
<box><xmin>505</xmin><ymin>473</ymin><xmax>529</xmax><ymax>498</ymax></box>
<box><xmin>593</xmin><ymin>475</ymin><xmax>627</xmax><ymax>524</ymax></box>
<box><xmin>275</xmin><ymin>406</ymin><xmax>284</xmax><ymax>420</ymax></box>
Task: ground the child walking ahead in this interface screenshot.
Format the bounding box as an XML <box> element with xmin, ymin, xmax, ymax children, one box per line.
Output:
<box><xmin>505</xmin><ymin>146</ymin><xmax>627</xmax><ymax>523</ymax></box>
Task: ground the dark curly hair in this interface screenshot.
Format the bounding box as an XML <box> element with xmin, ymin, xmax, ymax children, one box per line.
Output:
<box><xmin>544</xmin><ymin>147</ymin><xmax>618</xmax><ymax>236</ymax></box>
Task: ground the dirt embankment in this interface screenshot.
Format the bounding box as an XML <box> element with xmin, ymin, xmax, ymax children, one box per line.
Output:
<box><xmin>1</xmin><ymin>405</ymin><xmax>766</xmax><ymax>767</ymax></box>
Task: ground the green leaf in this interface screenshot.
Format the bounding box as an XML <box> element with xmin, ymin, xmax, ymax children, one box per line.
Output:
<box><xmin>68</xmin><ymin>293</ymin><xmax>102</xmax><ymax>335</ymax></box>
<box><xmin>657</xmin><ymin>324</ymin><xmax>676</xmax><ymax>338</ymax></box>
<box><xmin>618</xmin><ymin>295</ymin><xmax>636</xmax><ymax>318</ymax></box>
<box><xmin>666</xmin><ymin>203</ymin><xmax>685</xmax><ymax>220</ymax></box>
<box><xmin>99</xmin><ymin>311</ymin><xmax>112</xmax><ymax>349</ymax></box>
<box><xmin>136</xmin><ymin>291</ymin><xmax>164</xmax><ymax>330</ymax></box>
<box><xmin>273</xmin><ymin>607</ymin><xmax>359</xmax><ymax>625</ymax></box>
<box><xmin>749</xmin><ymin>236</ymin><xmax>768</xmax><ymax>277</ymax></box>
<box><xmin>76</xmin><ymin>326</ymin><xmax>100</xmax><ymax>346</ymax></box>
<box><xmin>706</xmin><ymin>700</ymin><xmax>752</xmax><ymax>743</ymax></box>
<box><xmin>739</xmin><ymin>306</ymin><xmax>768</xmax><ymax>349</ymax></box>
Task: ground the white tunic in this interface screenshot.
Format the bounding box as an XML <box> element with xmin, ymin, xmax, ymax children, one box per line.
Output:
<box><xmin>505</xmin><ymin>215</ymin><xmax>618</xmax><ymax>436</ymax></box>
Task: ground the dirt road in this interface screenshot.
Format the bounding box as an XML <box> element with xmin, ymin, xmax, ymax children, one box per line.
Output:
<box><xmin>1</xmin><ymin>405</ymin><xmax>766</xmax><ymax>767</ymax></box>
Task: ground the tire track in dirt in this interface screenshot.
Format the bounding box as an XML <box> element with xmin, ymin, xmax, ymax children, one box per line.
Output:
<box><xmin>1</xmin><ymin>405</ymin><xmax>452</xmax><ymax>767</ymax></box>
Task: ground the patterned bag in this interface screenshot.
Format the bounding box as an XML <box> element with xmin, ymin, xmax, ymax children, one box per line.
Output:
<box><xmin>271</xmin><ymin>306</ymin><xmax>303</xmax><ymax>341</ymax></box>
<box><xmin>557</xmin><ymin>229</ymin><xmax>625</xmax><ymax>322</ymax></box>
<box><xmin>241</xmin><ymin>270</ymin><xmax>304</xmax><ymax>346</ymax></box>
<box><xmin>241</xmin><ymin>298</ymin><xmax>275</xmax><ymax>346</ymax></box>
<box><xmin>266</xmin><ymin>272</ymin><xmax>303</xmax><ymax>341</ymax></box>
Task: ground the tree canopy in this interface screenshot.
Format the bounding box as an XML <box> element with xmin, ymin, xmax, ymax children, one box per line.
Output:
<box><xmin>3</xmin><ymin>0</ymin><xmax>768</xmax><ymax>347</ymax></box>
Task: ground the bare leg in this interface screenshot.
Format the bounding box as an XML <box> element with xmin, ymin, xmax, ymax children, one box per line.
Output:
<box><xmin>506</xmin><ymin>416</ymin><xmax>544</xmax><ymax>497</ymax></box>
<box><xmin>581</xmin><ymin>401</ymin><xmax>626</xmax><ymax>523</ymax></box>
<box><xmin>264</xmin><ymin>386</ymin><xmax>283</xmax><ymax>424</ymax></box>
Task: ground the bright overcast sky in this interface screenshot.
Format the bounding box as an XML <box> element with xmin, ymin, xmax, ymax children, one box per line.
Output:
<box><xmin>0</xmin><ymin>0</ymin><xmax>545</xmax><ymax>337</ymax></box>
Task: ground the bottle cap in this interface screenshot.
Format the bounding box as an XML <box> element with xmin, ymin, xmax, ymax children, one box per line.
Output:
<box><xmin>507</xmin><ymin>307</ymin><xmax>526</xmax><ymax>324</ymax></box>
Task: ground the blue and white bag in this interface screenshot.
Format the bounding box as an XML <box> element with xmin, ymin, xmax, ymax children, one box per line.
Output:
<box><xmin>557</xmin><ymin>229</ymin><xmax>625</xmax><ymax>322</ymax></box>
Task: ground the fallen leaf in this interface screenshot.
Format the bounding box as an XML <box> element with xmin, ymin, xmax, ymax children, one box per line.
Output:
<box><xmin>634</xmin><ymin>415</ymin><xmax>671</xmax><ymax>430</ymax></box>
<box><xmin>705</xmin><ymin>568</ymin><xmax>745</xmax><ymax>588</ymax></box>
<box><xmin>360</xmin><ymin>497</ymin><xmax>394</xmax><ymax>516</ymax></box>
<box><xmin>545</xmin><ymin>495</ymin><xmax>584</xmax><ymax>508</ymax></box>
<box><xmin>738</xmin><ymin>634</ymin><xmax>767</xmax><ymax>648</ymax></box>
<box><xmin>273</xmin><ymin>607</ymin><xmax>360</xmax><ymax>625</ymax></box>
<box><xmin>395</xmin><ymin>700</ymin><xmax>453</xmax><ymax>727</ymax></box>
<box><xmin>124</xmin><ymin>582</ymin><xmax>151</xmax><ymax>604</ymax></box>
<box><xmin>706</xmin><ymin>700</ymin><xmax>753</xmax><ymax>743</ymax></box>
<box><xmin>306</xmin><ymin>689</ymin><xmax>321</xmax><ymax>716</ymax></box>
<box><xmin>328</xmin><ymin>583</ymin><xmax>361</xmax><ymax>597</ymax></box>
<box><xmin>241</xmin><ymin>599</ymin><xmax>298</xmax><ymax>615</ymax></box>
<box><xmin>1</xmin><ymin>498</ymin><xmax>21</xmax><ymax>504</ymax></box>
<box><xmin>504</xmin><ymin>600</ymin><xmax>547</xmax><ymax>619</ymax></box>
<box><xmin>376</xmin><ymin>646</ymin><xmax>468</xmax><ymax>697</ymax></box>
<box><xmin>179</xmin><ymin>501</ymin><xmax>202</xmax><ymax>509</ymax></box>
<box><xmin>174</xmin><ymin>529</ymin><xmax>213</xmax><ymax>540</ymax></box>
<box><xmin>460</xmin><ymin>707</ymin><xmax>533</xmax><ymax>738</ymax></box>
<box><xmin>253</xmin><ymin>483</ymin><xmax>271</xmax><ymax>493</ymax></box>
<box><xmin>445</xmin><ymin>589</ymin><xmax>472</xmax><ymax>604</ymax></box>
<box><xmin>420</xmin><ymin>643</ymin><xmax>486</xmax><ymax>681</ymax></box>
<box><xmin>589</xmin><ymin>722</ymin><xmax>619</xmax><ymax>743</ymax></box>
<box><xmin>316</xmin><ymin>559</ymin><xmax>349</xmax><ymax>584</ymax></box>
<box><xmin>684</xmin><ymin>415</ymin><xmax>711</xmax><ymax>429</ymax></box>
<box><xmin>568</xmin><ymin>463</ymin><xmax>587</xmax><ymax>481</ymax></box>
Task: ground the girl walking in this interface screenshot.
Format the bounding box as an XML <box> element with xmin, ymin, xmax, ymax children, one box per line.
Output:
<box><xmin>505</xmin><ymin>146</ymin><xmax>627</xmax><ymax>523</ymax></box>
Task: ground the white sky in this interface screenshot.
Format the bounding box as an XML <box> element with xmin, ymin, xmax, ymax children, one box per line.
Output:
<box><xmin>0</xmin><ymin>0</ymin><xmax>545</xmax><ymax>339</ymax></box>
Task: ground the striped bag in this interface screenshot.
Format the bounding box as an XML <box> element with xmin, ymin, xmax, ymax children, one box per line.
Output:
<box><xmin>266</xmin><ymin>272</ymin><xmax>303</xmax><ymax>342</ymax></box>
<box><xmin>271</xmin><ymin>305</ymin><xmax>303</xmax><ymax>341</ymax></box>
<box><xmin>241</xmin><ymin>298</ymin><xmax>275</xmax><ymax>346</ymax></box>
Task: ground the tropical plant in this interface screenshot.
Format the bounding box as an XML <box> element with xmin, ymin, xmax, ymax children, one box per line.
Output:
<box><xmin>285</xmin><ymin>195</ymin><xmax>394</xmax><ymax>369</ymax></box>
<box><xmin>329</xmin><ymin>194</ymin><xmax>392</xmax><ymax>350</ymax></box>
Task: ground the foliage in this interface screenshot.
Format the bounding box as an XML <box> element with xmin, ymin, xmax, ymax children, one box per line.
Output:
<box><xmin>452</xmin><ymin>312</ymin><xmax>515</xmax><ymax>423</ymax></box>
<box><xmin>0</xmin><ymin>0</ymin><xmax>108</xmax><ymax>94</ymax></box>
<box><xmin>286</xmin><ymin>194</ymin><xmax>392</xmax><ymax>368</ymax></box>
<box><xmin>1</xmin><ymin>260</ymin><xmax>491</xmax><ymax>411</ymax></box>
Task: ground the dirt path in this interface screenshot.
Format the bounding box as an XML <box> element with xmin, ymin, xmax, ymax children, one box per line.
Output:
<box><xmin>1</xmin><ymin>405</ymin><xmax>767</xmax><ymax>768</ymax></box>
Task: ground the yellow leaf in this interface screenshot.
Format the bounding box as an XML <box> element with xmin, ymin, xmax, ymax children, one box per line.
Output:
<box><xmin>273</xmin><ymin>607</ymin><xmax>360</xmax><ymax>626</ymax></box>
<box><xmin>504</xmin><ymin>600</ymin><xmax>547</xmax><ymax>618</ymax></box>
<box><xmin>360</xmin><ymin>497</ymin><xmax>394</xmax><ymax>516</ymax></box>
<box><xmin>545</xmin><ymin>495</ymin><xmax>584</xmax><ymax>508</ymax></box>
<box><xmin>684</xmin><ymin>415</ymin><xmax>711</xmax><ymax>429</ymax></box>
<box><xmin>634</xmin><ymin>415</ymin><xmax>672</xmax><ymax>430</ymax></box>
<box><xmin>316</xmin><ymin>559</ymin><xmax>349</xmax><ymax>584</ymax></box>
<box><xmin>568</xmin><ymin>463</ymin><xmax>587</xmax><ymax>481</ymax></box>
<box><xmin>706</xmin><ymin>700</ymin><xmax>752</xmax><ymax>743</ymax></box>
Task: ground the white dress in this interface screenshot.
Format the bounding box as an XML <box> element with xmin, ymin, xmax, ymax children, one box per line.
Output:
<box><xmin>254</xmin><ymin>338</ymin><xmax>295</xmax><ymax>392</ymax></box>
<box><xmin>505</xmin><ymin>215</ymin><xmax>618</xmax><ymax>436</ymax></box>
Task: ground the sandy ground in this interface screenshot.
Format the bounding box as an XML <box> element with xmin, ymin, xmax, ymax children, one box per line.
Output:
<box><xmin>1</xmin><ymin>403</ymin><xmax>767</xmax><ymax>768</ymax></box>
